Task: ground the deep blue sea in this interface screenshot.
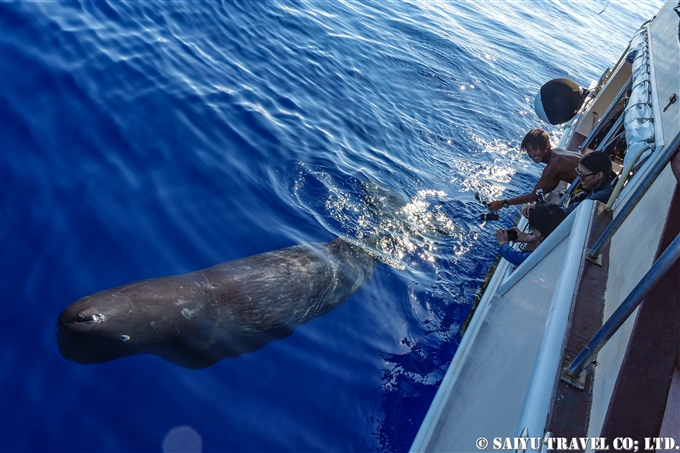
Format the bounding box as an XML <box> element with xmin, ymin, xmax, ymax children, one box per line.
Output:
<box><xmin>1</xmin><ymin>1</ymin><xmax>662</xmax><ymax>452</ymax></box>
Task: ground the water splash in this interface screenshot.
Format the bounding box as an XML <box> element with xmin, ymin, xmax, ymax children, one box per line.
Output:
<box><xmin>294</xmin><ymin>166</ymin><xmax>464</xmax><ymax>270</ymax></box>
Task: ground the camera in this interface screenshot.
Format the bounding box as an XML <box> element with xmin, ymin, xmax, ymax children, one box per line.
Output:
<box><xmin>476</xmin><ymin>192</ymin><xmax>501</xmax><ymax>221</ymax></box>
<box><xmin>480</xmin><ymin>212</ymin><xmax>499</xmax><ymax>221</ymax></box>
<box><xmin>536</xmin><ymin>189</ymin><xmax>546</xmax><ymax>204</ymax></box>
<box><xmin>506</xmin><ymin>229</ymin><xmax>518</xmax><ymax>241</ymax></box>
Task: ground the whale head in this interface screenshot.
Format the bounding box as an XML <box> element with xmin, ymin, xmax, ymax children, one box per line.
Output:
<box><xmin>55</xmin><ymin>285</ymin><xmax>222</xmax><ymax>369</ymax></box>
<box><xmin>56</xmin><ymin>291</ymin><xmax>140</xmax><ymax>365</ymax></box>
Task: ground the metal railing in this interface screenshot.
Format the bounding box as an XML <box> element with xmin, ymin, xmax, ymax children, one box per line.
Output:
<box><xmin>588</xmin><ymin>132</ymin><xmax>680</xmax><ymax>260</ymax></box>
<box><xmin>594</xmin><ymin>114</ymin><xmax>625</xmax><ymax>152</ymax></box>
<box><xmin>579</xmin><ymin>77</ymin><xmax>632</xmax><ymax>153</ymax></box>
<box><xmin>564</xmin><ymin>232</ymin><xmax>680</xmax><ymax>381</ymax></box>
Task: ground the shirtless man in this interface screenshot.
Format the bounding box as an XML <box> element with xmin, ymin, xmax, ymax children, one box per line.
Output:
<box><xmin>487</xmin><ymin>129</ymin><xmax>582</xmax><ymax>211</ymax></box>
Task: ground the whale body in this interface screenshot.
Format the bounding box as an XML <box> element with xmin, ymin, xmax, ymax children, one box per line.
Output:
<box><xmin>56</xmin><ymin>238</ymin><xmax>375</xmax><ymax>369</ymax></box>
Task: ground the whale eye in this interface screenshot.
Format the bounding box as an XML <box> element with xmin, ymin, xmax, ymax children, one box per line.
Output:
<box><xmin>77</xmin><ymin>313</ymin><xmax>104</xmax><ymax>325</ymax></box>
<box><xmin>119</xmin><ymin>335</ymin><xmax>130</xmax><ymax>342</ymax></box>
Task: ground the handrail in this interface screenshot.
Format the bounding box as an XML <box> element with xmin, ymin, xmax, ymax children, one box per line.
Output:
<box><xmin>513</xmin><ymin>201</ymin><xmax>595</xmax><ymax>449</ymax></box>
<box><xmin>565</xmin><ymin>232</ymin><xmax>680</xmax><ymax>380</ymax></box>
<box><xmin>595</xmin><ymin>114</ymin><xmax>625</xmax><ymax>152</ymax></box>
<box><xmin>588</xmin><ymin>132</ymin><xmax>680</xmax><ymax>259</ymax></box>
<box><xmin>579</xmin><ymin>77</ymin><xmax>632</xmax><ymax>153</ymax></box>
<box><xmin>605</xmin><ymin>142</ymin><xmax>652</xmax><ymax>210</ymax></box>
<box><xmin>558</xmin><ymin>177</ymin><xmax>581</xmax><ymax>207</ymax></box>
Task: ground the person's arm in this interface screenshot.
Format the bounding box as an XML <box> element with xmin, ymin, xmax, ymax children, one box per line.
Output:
<box><xmin>487</xmin><ymin>164</ymin><xmax>562</xmax><ymax>210</ymax></box>
<box><xmin>499</xmin><ymin>243</ymin><xmax>530</xmax><ymax>266</ymax></box>
<box><xmin>495</xmin><ymin>229</ymin><xmax>530</xmax><ymax>266</ymax></box>
<box><xmin>487</xmin><ymin>193</ymin><xmax>536</xmax><ymax>211</ymax></box>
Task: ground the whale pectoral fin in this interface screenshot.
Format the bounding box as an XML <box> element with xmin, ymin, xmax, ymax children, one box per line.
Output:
<box><xmin>156</xmin><ymin>326</ymin><xmax>297</xmax><ymax>369</ymax></box>
<box><xmin>159</xmin><ymin>353</ymin><xmax>218</xmax><ymax>370</ymax></box>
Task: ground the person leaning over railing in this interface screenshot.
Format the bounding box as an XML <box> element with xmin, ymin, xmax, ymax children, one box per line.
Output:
<box><xmin>486</xmin><ymin>129</ymin><xmax>581</xmax><ymax>211</ymax></box>
<box><xmin>494</xmin><ymin>204</ymin><xmax>567</xmax><ymax>266</ymax></box>
<box><xmin>522</xmin><ymin>151</ymin><xmax>617</xmax><ymax>221</ymax></box>
<box><xmin>563</xmin><ymin>151</ymin><xmax>616</xmax><ymax>214</ymax></box>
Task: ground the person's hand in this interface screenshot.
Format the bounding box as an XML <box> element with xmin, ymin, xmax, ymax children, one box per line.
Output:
<box><xmin>487</xmin><ymin>200</ymin><xmax>504</xmax><ymax>211</ymax></box>
<box><xmin>521</xmin><ymin>203</ymin><xmax>535</xmax><ymax>219</ymax></box>
<box><xmin>494</xmin><ymin>228</ymin><xmax>509</xmax><ymax>245</ymax></box>
<box><xmin>511</xmin><ymin>227</ymin><xmax>537</xmax><ymax>243</ymax></box>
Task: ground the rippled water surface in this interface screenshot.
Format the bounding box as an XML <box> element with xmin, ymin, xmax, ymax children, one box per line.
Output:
<box><xmin>1</xmin><ymin>1</ymin><xmax>662</xmax><ymax>452</ymax></box>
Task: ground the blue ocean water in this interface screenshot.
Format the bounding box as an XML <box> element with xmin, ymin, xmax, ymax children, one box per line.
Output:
<box><xmin>0</xmin><ymin>1</ymin><xmax>662</xmax><ymax>452</ymax></box>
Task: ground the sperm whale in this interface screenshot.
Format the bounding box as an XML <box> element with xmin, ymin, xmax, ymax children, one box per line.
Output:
<box><xmin>56</xmin><ymin>238</ymin><xmax>375</xmax><ymax>369</ymax></box>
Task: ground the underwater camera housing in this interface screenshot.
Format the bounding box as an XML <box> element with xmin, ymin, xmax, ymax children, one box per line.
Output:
<box><xmin>536</xmin><ymin>189</ymin><xmax>546</xmax><ymax>204</ymax></box>
<box><xmin>480</xmin><ymin>212</ymin><xmax>499</xmax><ymax>221</ymax></box>
<box><xmin>475</xmin><ymin>192</ymin><xmax>499</xmax><ymax>221</ymax></box>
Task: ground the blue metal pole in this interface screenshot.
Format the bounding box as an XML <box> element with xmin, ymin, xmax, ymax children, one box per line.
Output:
<box><xmin>579</xmin><ymin>78</ymin><xmax>632</xmax><ymax>153</ymax></box>
<box><xmin>558</xmin><ymin>176</ymin><xmax>580</xmax><ymax>207</ymax></box>
<box><xmin>566</xmin><ymin>232</ymin><xmax>680</xmax><ymax>378</ymax></box>
<box><xmin>589</xmin><ymin>133</ymin><xmax>680</xmax><ymax>260</ymax></box>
